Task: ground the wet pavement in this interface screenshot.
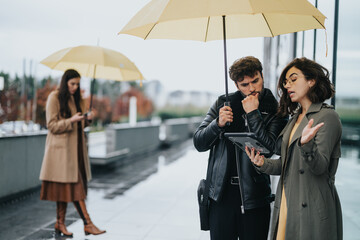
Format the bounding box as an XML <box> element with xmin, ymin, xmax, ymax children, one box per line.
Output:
<box><xmin>0</xmin><ymin>136</ymin><xmax>360</xmax><ymax>240</ymax></box>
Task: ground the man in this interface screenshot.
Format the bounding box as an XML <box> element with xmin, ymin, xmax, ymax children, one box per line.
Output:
<box><xmin>193</xmin><ymin>56</ymin><xmax>287</xmax><ymax>240</ymax></box>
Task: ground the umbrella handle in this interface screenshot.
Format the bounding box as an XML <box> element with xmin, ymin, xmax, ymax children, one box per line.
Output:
<box><xmin>224</xmin><ymin>101</ymin><xmax>231</xmax><ymax>127</ymax></box>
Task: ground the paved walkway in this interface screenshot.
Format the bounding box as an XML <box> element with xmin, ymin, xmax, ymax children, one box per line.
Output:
<box><xmin>0</xmin><ymin>139</ymin><xmax>359</xmax><ymax>239</ymax></box>
<box><xmin>65</xmin><ymin>141</ymin><xmax>210</xmax><ymax>240</ymax></box>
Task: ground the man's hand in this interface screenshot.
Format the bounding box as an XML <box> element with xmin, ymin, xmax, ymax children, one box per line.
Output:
<box><xmin>218</xmin><ymin>105</ymin><xmax>233</xmax><ymax>127</ymax></box>
<box><xmin>241</xmin><ymin>93</ymin><xmax>259</xmax><ymax>113</ymax></box>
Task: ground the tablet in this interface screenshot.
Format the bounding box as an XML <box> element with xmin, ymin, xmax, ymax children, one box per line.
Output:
<box><xmin>224</xmin><ymin>132</ymin><xmax>270</xmax><ymax>155</ymax></box>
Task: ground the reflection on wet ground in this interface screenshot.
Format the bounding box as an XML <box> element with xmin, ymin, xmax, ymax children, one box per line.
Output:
<box><xmin>336</xmin><ymin>145</ymin><xmax>360</xmax><ymax>240</ymax></box>
<box><xmin>0</xmin><ymin>140</ymin><xmax>359</xmax><ymax>239</ymax></box>
<box><xmin>89</xmin><ymin>144</ymin><xmax>186</xmax><ymax>200</ymax></box>
<box><xmin>0</xmin><ymin>139</ymin><xmax>209</xmax><ymax>240</ymax></box>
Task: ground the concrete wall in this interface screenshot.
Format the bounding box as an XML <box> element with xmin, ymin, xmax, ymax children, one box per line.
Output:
<box><xmin>0</xmin><ymin>117</ymin><xmax>203</xmax><ymax>201</ymax></box>
<box><xmin>159</xmin><ymin>117</ymin><xmax>202</xmax><ymax>146</ymax></box>
<box><xmin>0</xmin><ymin>132</ymin><xmax>47</xmax><ymax>200</ymax></box>
<box><xmin>106</xmin><ymin>121</ymin><xmax>161</xmax><ymax>157</ymax></box>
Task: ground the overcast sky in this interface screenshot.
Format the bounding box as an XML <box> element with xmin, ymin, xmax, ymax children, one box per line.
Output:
<box><xmin>0</xmin><ymin>0</ymin><xmax>264</xmax><ymax>96</ymax></box>
<box><xmin>0</xmin><ymin>0</ymin><xmax>359</xmax><ymax>97</ymax></box>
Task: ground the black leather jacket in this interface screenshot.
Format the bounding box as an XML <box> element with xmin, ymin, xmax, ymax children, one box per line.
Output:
<box><xmin>193</xmin><ymin>88</ymin><xmax>288</xmax><ymax>210</ymax></box>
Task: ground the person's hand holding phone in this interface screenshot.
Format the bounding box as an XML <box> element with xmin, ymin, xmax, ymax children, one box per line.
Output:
<box><xmin>84</xmin><ymin>111</ymin><xmax>94</xmax><ymax>121</ymax></box>
<box><xmin>245</xmin><ymin>146</ymin><xmax>264</xmax><ymax>167</ymax></box>
<box><xmin>70</xmin><ymin>112</ymin><xmax>84</xmax><ymax>123</ymax></box>
<box><xmin>218</xmin><ymin>103</ymin><xmax>233</xmax><ymax>127</ymax></box>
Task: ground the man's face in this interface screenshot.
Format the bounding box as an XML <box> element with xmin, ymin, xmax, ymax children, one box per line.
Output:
<box><xmin>235</xmin><ymin>71</ymin><xmax>264</xmax><ymax>96</ymax></box>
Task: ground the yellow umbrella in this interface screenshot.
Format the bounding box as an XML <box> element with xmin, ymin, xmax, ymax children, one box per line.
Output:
<box><xmin>119</xmin><ymin>0</ymin><xmax>325</xmax><ymax>102</ymax></box>
<box><xmin>41</xmin><ymin>45</ymin><xmax>144</xmax><ymax>109</ymax></box>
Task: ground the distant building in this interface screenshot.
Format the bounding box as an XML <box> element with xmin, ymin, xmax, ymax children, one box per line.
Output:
<box><xmin>189</xmin><ymin>91</ymin><xmax>217</xmax><ymax>108</ymax></box>
<box><xmin>144</xmin><ymin>80</ymin><xmax>217</xmax><ymax>109</ymax></box>
<box><xmin>143</xmin><ymin>80</ymin><xmax>167</xmax><ymax>109</ymax></box>
<box><xmin>167</xmin><ymin>90</ymin><xmax>191</xmax><ymax>106</ymax></box>
<box><xmin>167</xmin><ymin>90</ymin><xmax>217</xmax><ymax>108</ymax></box>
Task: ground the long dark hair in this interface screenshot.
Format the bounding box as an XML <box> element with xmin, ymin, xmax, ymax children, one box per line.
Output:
<box><xmin>58</xmin><ymin>69</ymin><xmax>82</xmax><ymax>118</ymax></box>
<box><xmin>277</xmin><ymin>57</ymin><xmax>335</xmax><ymax>117</ymax></box>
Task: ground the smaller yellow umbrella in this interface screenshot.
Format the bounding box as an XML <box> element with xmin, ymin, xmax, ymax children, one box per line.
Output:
<box><xmin>41</xmin><ymin>45</ymin><xmax>144</xmax><ymax>109</ymax></box>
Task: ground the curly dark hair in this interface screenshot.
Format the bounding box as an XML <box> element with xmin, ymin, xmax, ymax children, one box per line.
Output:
<box><xmin>277</xmin><ymin>57</ymin><xmax>335</xmax><ymax>117</ymax></box>
<box><xmin>58</xmin><ymin>69</ymin><xmax>82</xmax><ymax>118</ymax></box>
<box><xmin>229</xmin><ymin>56</ymin><xmax>263</xmax><ymax>82</ymax></box>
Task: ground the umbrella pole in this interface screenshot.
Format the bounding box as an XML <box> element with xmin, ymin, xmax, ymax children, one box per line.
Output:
<box><xmin>331</xmin><ymin>0</ymin><xmax>339</xmax><ymax>108</ymax></box>
<box><xmin>222</xmin><ymin>15</ymin><xmax>229</xmax><ymax>103</ymax></box>
<box><xmin>222</xmin><ymin>15</ymin><xmax>231</xmax><ymax>127</ymax></box>
<box><xmin>89</xmin><ymin>64</ymin><xmax>97</xmax><ymax>111</ymax></box>
<box><xmin>89</xmin><ymin>78</ymin><xmax>95</xmax><ymax>110</ymax></box>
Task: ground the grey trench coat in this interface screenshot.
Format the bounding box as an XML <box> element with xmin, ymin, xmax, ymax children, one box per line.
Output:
<box><xmin>259</xmin><ymin>103</ymin><xmax>342</xmax><ymax>240</ymax></box>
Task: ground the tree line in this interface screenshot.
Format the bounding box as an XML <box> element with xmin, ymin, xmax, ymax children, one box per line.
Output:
<box><xmin>0</xmin><ymin>71</ymin><xmax>154</xmax><ymax>129</ymax></box>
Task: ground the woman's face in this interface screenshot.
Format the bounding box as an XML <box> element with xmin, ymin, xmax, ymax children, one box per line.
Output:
<box><xmin>283</xmin><ymin>67</ymin><xmax>314</xmax><ymax>103</ymax></box>
<box><xmin>67</xmin><ymin>77</ymin><xmax>80</xmax><ymax>95</ymax></box>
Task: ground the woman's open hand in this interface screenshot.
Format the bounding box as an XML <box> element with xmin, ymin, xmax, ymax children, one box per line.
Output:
<box><xmin>245</xmin><ymin>146</ymin><xmax>264</xmax><ymax>167</ymax></box>
<box><xmin>300</xmin><ymin>119</ymin><xmax>324</xmax><ymax>145</ymax></box>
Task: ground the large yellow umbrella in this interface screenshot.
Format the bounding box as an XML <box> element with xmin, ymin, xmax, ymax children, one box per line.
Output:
<box><xmin>41</xmin><ymin>45</ymin><xmax>144</xmax><ymax>109</ymax></box>
<box><xmin>119</xmin><ymin>0</ymin><xmax>325</xmax><ymax>102</ymax></box>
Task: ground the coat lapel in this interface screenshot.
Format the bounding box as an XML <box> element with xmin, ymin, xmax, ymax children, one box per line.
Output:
<box><xmin>288</xmin><ymin>116</ymin><xmax>308</xmax><ymax>148</ymax></box>
<box><xmin>281</xmin><ymin>115</ymin><xmax>297</xmax><ymax>167</ymax></box>
<box><xmin>287</xmin><ymin>103</ymin><xmax>323</xmax><ymax>151</ymax></box>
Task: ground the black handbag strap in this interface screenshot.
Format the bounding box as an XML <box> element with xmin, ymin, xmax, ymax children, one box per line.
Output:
<box><xmin>203</xmin><ymin>147</ymin><xmax>215</xmax><ymax>203</ymax></box>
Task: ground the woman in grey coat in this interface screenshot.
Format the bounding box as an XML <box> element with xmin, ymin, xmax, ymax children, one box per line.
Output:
<box><xmin>246</xmin><ymin>57</ymin><xmax>342</xmax><ymax>240</ymax></box>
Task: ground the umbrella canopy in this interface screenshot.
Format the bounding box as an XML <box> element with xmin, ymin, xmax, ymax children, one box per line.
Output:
<box><xmin>41</xmin><ymin>45</ymin><xmax>144</xmax><ymax>110</ymax></box>
<box><xmin>119</xmin><ymin>0</ymin><xmax>325</xmax><ymax>41</ymax></box>
<box><xmin>119</xmin><ymin>0</ymin><xmax>326</xmax><ymax>102</ymax></box>
<box><xmin>41</xmin><ymin>45</ymin><xmax>144</xmax><ymax>81</ymax></box>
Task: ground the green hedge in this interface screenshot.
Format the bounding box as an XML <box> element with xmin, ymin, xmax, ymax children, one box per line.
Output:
<box><xmin>156</xmin><ymin>105</ymin><xmax>208</xmax><ymax>120</ymax></box>
<box><xmin>336</xmin><ymin>108</ymin><xmax>360</xmax><ymax>125</ymax></box>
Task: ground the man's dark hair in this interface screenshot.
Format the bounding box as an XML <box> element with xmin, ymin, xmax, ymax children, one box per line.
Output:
<box><xmin>229</xmin><ymin>56</ymin><xmax>263</xmax><ymax>82</ymax></box>
<box><xmin>277</xmin><ymin>57</ymin><xmax>335</xmax><ymax>116</ymax></box>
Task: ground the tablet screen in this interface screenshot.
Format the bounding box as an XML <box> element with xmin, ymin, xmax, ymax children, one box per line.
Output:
<box><xmin>224</xmin><ymin>132</ymin><xmax>270</xmax><ymax>154</ymax></box>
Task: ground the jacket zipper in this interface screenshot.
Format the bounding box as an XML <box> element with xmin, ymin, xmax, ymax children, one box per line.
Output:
<box><xmin>243</xmin><ymin>114</ymin><xmax>251</xmax><ymax>132</ymax></box>
<box><xmin>235</xmin><ymin>145</ymin><xmax>245</xmax><ymax>214</ymax></box>
<box><xmin>239</xmin><ymin>111</ymin><xmax>270</xmax><ymax>212</ymax></box>
<box><xmin>236</xmin><ymin>113</ymin><xmax>249</xmax><ymax>214</ymax></box>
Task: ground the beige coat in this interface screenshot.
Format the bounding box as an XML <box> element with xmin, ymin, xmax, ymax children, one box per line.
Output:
<box><xmin>39</xmin><ymin>90</ymin><xmax>92</xmax><ymax>183</ymax></box>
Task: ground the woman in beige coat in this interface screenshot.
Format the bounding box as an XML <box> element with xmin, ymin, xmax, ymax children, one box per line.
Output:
<box><xmin>246</xmin><ymin>58</ymin><xmax>342</xmax><ymax>240</ymax></box>
<box><xmin>39</xmin><ymin>69</ymin><xmax>105</xmax><ymax>237</ymax></box>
